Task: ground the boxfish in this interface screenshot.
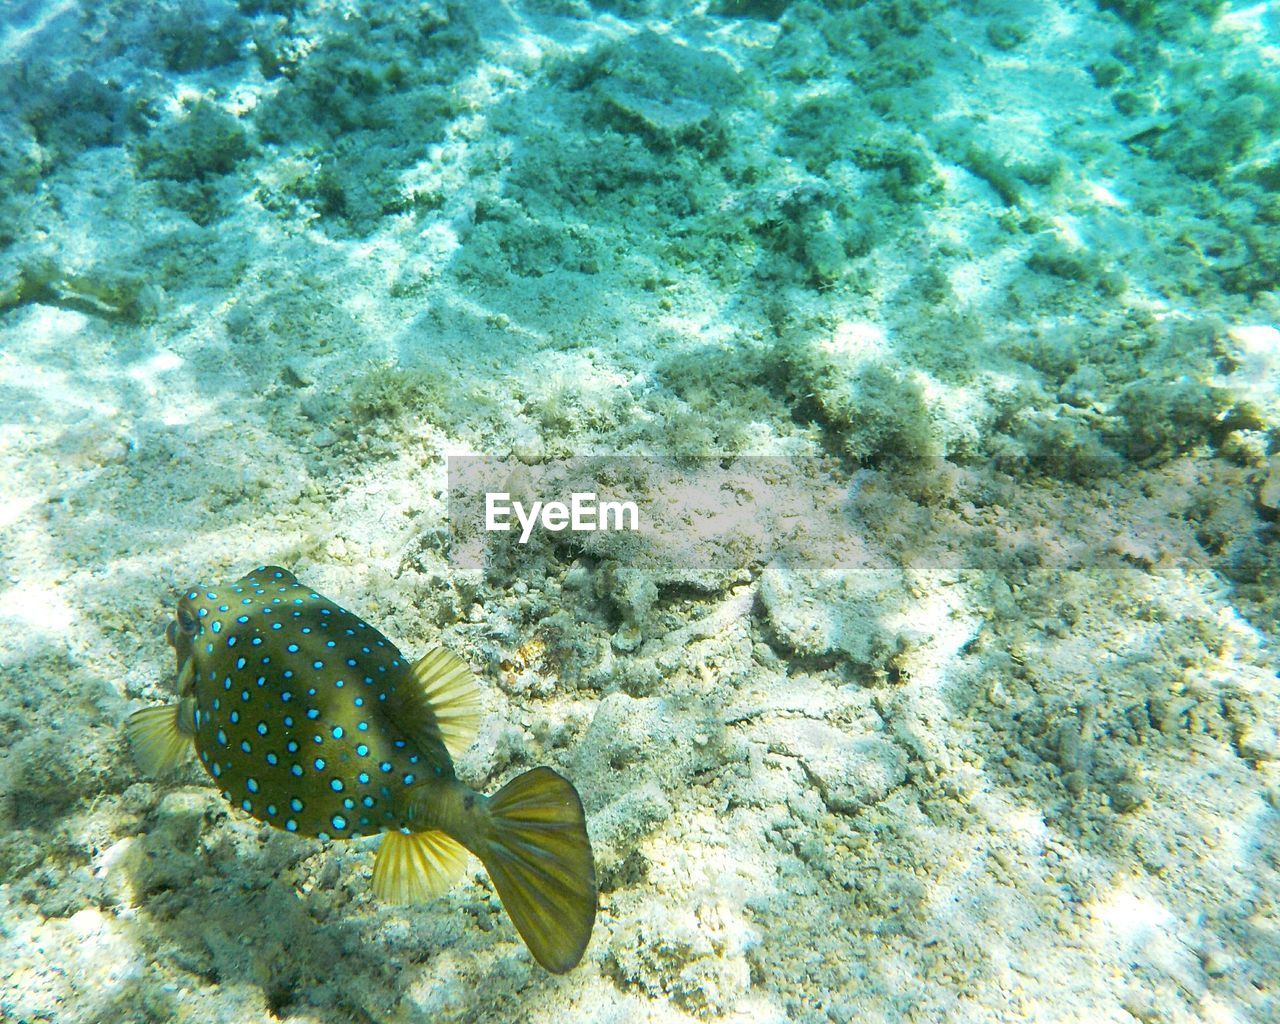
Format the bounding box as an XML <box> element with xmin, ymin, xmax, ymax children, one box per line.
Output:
<box><xmin>126</xmin><ymin>565</ymin><xmax>596</xmax><ymax>973</ymax></box>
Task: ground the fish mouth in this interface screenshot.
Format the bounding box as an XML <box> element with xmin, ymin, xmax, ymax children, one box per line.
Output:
<box><xmin>167</xmin><ymin>608</ymin><xmax>198</xmax><ymax>698</ymax></box>
<box><xmin>175</xmin><ymin>653</ymin><xmax>195</xmax><ymax>697</ymax></box>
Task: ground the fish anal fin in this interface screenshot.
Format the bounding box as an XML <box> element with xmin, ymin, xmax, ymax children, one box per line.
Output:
<box><xmin>125</xmin><ymin>704</ymin><xmax>193</xmax><ymax>775</ymax></box>
<box><xmin>372</xmin><ymin>829</ymin><xmax>469</xmax><ymax>903</ymax></box>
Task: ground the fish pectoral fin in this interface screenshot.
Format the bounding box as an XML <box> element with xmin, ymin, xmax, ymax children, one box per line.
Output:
<box><xmin>372</xmin><ymin>829</ymin><xmax>469</xmax><ymax>903</ymax></box>
<box><xmin>478</xmin><ymin>767</ymin><xmax>597</xmax><ymax>974</ymax></box>
<box><xmin>400</xmin><ymin>647</ymin><xmax>483</xmax><ymax>759</ymax></box>
<box><xmin>125</xmin><ymin>704</ymin><xmax>193</xmax><ymax>775</ymax></box>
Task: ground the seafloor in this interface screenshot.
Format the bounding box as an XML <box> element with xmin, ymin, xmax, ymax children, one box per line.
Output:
<box><xmin>1</xmin><ymin>1</ymin><xmax>1278</xmax><ymax>1022</ymax></box>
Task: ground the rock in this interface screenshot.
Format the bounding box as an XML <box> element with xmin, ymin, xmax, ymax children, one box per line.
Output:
<box><xmin>605</xmin><ymin>902</ymin><xmax>756</xmax><ymax>1016</ymax></box>
<box><xmin>596</xmin><ymin>562</ymin><xmax>659</xmax><ymax>626</ymax></box>
<box><xmin>1259</xmin><ymin>455</ymin><xmax>1280</xmax><ymax>511</ymax></box>
<box><xmin>282</xmin><ymin>360</ymin><xmax>314</xmax><ymax>387</ymax></box>
<box><xmin>591</xmin><ymin>30</ymin><xmax>739</xmax><ymax>152</ymax></box>
<box><xmin>758</xmin><ymin>560</ymin><xmax>902</xmax><ymax>665</ymax></box>
<box><xmin>600</xmin><ymin>83</ymin><xmax>714</xmax><ymax>148</ymax></box>
<box><xmin>767</xmin><ymin>718</ymin><xmax>907</xmax><ymax>812</ymax></box>
<box><xmin>1238</xmin><ymin>722</ymin><xmax>1279</xmax><ymax>761</ymax></box>
<box><xmin>590</xmin><ymin>783</ymin><xmax>673</xmax><ymax>890</ymax></box>
<box><xmin>127</xmin><ymin>788</ymin><xmax>221</xmax><ymax>894</ymax></box>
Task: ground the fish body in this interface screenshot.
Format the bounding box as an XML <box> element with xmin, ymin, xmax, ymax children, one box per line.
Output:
<box><xmin>128</xmin><ymin>566</ymin><xmax>596</xmax><ymax>973</ymax></box>
<box><xmin>178</xmin><ymin>569</ymin><xmax>446</xmax><ymax>839</ymax></box>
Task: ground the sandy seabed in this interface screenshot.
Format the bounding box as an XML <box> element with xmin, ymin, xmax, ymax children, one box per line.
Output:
<box><xmin>1</xmin><ymin>1</ymin><xmax>1279</xmax><ymax>1022</ymax></box>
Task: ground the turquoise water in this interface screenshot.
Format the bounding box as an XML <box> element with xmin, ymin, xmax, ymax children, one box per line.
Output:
<box><xmin>0</xmin><ymin>2</ymin><xmax>1277</xmax><ymax>1022</ymax></box>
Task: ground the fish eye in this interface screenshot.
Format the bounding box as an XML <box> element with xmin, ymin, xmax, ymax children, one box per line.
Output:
<box><xmin>177</xmin><ymin>607</ymin><xmax>198</xmax><ymax>634</ymax></box>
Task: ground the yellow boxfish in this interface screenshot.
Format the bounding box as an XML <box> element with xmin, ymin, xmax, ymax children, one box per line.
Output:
<box><xmin>126</xmin><ymin>566</ymin><xmax>596</xmax><ymax>973</ymax></box>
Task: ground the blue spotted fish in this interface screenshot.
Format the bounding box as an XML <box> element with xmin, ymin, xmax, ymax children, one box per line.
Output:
<box><xmin>126</xmin><ymin>566</ymin><xmax>596</xmax><ymax>973</ymax></box>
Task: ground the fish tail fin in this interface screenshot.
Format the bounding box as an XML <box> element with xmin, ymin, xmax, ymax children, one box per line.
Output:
<box><xmin>125</xmin><ymin>704</ymin><xmax>192</xmax><ymax>775</ymax></box>
<box><xmin>371</xmin><ymin>828</ymin><xmax>469</xmax><ymax>903</ymax></box>
<box><xmin>475</xmin><ymin>766</ymin><xmax>596</xmax><ymax>973</ymax></box>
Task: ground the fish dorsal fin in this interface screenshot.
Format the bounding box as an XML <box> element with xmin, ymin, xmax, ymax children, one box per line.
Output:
<box><xmin>237</xmin><ymin>565</ymin><xmax>299</xmax><ymax>586</ymax></box>
<box><xmin>372</xmin><ymin>829</ymin><xmax>469</xmax><ymax>903</ymax></box>
<box><xmin>401</xmin><ymin>647</ymin><xmax>483</xmax><ymax>759</ymax></box>
<box><xmin>125</xmin><ymin>703</ymin><xmax>193</xmax><ymax>775</ymax></box>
